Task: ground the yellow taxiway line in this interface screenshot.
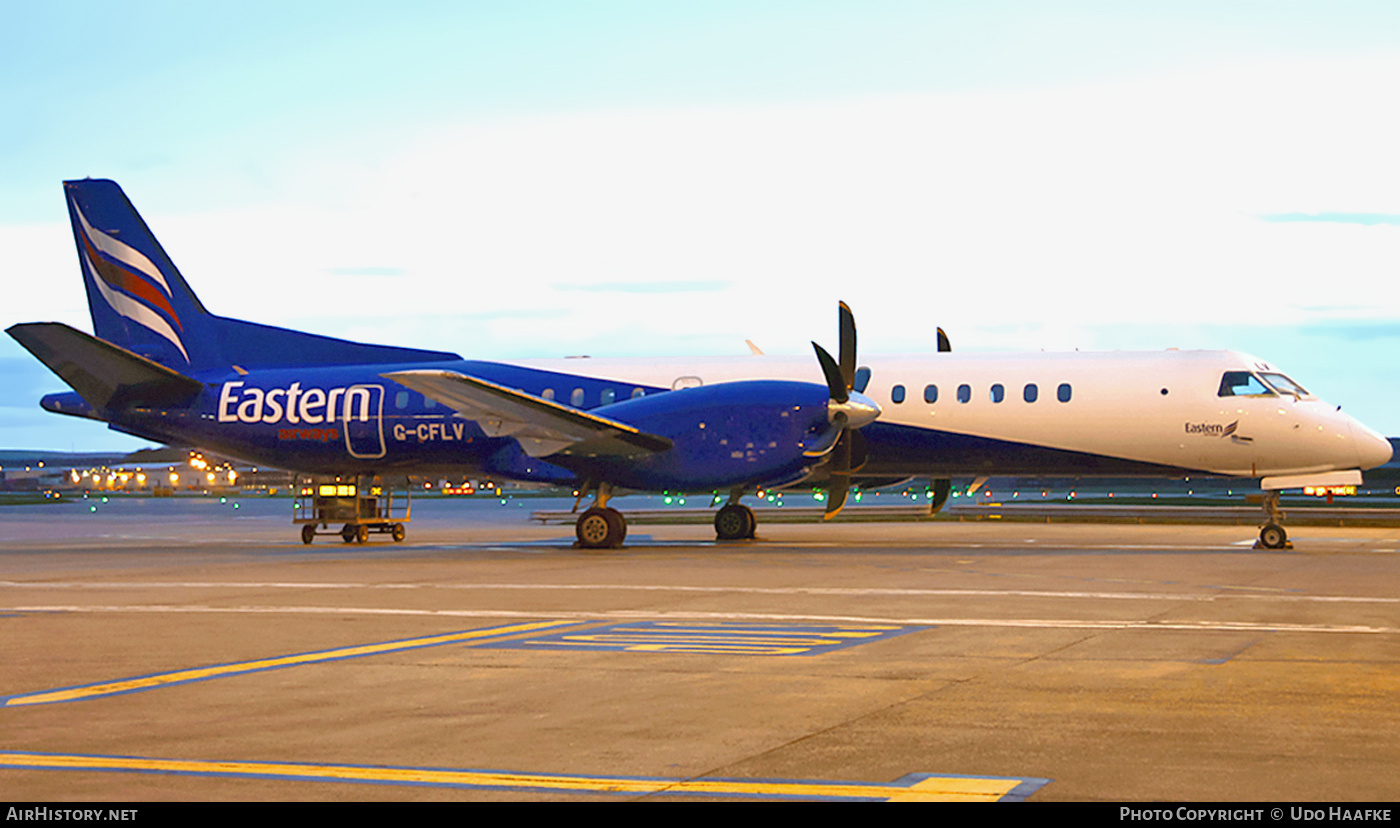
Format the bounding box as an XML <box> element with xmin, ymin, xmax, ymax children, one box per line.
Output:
<box><xmin>0</xmin><ymin>751</ymin><xmax>1046</xmax><ymax>801</ymax></box>
<box><xmin>2</xmin><ymin>620</ymin><xmax>581</xmax><ymax>707</ymax></box>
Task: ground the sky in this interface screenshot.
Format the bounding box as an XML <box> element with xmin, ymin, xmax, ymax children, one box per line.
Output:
<box><xmin>4</xmin><ymin>1</ymin><xmax>1400</xmax><ymax>451</ymax></box>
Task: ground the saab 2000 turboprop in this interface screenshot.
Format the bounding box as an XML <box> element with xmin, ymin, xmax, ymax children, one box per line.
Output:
<box><xmin>7</xmin><ymin>179</ymin><xmax>1392</xmax><ymax>549</ymax></box>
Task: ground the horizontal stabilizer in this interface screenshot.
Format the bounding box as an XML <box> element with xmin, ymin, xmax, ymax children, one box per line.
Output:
<box><xmin>7</xmin><ymin>322</ymin><xmax>203</xmax><ymax>411</ymax></box>
<box><xmin>383</xmin><ymin>369</ymin><xmax>673</xmax><ymax>459</ymax></box>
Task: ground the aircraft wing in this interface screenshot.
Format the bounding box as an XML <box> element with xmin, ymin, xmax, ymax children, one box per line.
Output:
<box><xmin>381</xmin><ymin>369</ymin><xmax>673</xmax><ymax>459</ymax></box>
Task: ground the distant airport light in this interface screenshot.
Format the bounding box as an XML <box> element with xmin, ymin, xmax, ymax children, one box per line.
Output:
<box><xmin>1303</xmin><ymin>485</ymin><xmax>1355</xmax><ymax>496</ymax></box>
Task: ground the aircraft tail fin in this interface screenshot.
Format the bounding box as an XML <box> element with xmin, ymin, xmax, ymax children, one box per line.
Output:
<box><xmin>65</xmin><ymin>178</ymin><xmax>214</xmax><ymax>370</ymax></box>
<box><xmin>63</xmin><ymin>178</ymin><xmax>461</xmax><ymax>374</ymax></box>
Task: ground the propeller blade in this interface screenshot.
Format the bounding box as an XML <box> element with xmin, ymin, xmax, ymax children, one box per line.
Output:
<box><xmin>848</xmin><ymin>428</ymin><xmax>868</xmax><ymax>473</ymax></box>
<box><xmin>927</xmin><ymin>478</ymin><xmax>952</xmax><ymax>514</ymax></box>
<box><xmin>838</xmin><ymin>301</ymin><xmax>856</xmax><ymax>392</ymax></box>
<box><xmin>812</xmin><ymin>342</ymin><xmax>848</xmax><ymax>404</ymax></box>
<box><xmin>824</xmin><ymin>431</ymin><xmax>852</xmax><ymax>519</ymax></box>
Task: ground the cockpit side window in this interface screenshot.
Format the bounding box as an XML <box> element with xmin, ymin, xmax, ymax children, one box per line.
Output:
<box><xmin>1218</xmin><ymin>371</ymin><xmax>1275</xmax><ymax>397</ymax></box>
<box><xmin>1259</xmin><ymin>372</ymin><xmax>1309</xmax><ymax>397</ymax></box>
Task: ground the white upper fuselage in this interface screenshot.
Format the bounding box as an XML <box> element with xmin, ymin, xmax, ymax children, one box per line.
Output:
<box><xmin>505</xmin><ymin>349</ymin><xmax>1392</xmax><ymax>479</ymax></box>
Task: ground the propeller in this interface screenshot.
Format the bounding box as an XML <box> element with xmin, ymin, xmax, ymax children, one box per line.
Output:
<box><xmin>809</xmin><ymin>301</ymin><xmax>880</xmax><ymax>519</ymax></box>
<box><xmin>931</xmin><ymin>326</ymin><xmax>951</xmax><ymax>512</ymax></box>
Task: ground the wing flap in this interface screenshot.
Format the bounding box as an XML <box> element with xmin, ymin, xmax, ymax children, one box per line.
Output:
<box><xmin>382</xmin><ymin>369</ymin><xmax>673</xmax><ymax>459</ymax></box>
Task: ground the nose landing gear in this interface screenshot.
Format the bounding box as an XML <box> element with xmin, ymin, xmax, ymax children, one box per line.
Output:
<box><xmin>1255</xmin><ymin>490</ymin><xmax>1292</xmax><ymax>550</ymax></box>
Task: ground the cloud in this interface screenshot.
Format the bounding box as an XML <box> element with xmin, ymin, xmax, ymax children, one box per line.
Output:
<box><xmin>1299</xmin><ymin>321</ymin><xmax>1400</xmax><ymax>341</ymax></box>
<box><xmin>1259</xmin><ymin>213</ymin><xmax>1400</xmax><ymax>226</ymax></box>
<box><xmin>552</xmin><ymin>280</ymin><xmax>731</xmax><ymax>294</ymax></box>
<box><xmin>9</xmin><ymin>55</ymin><xmax>1400</xmax><ymax>443</ymax></box>
<box><xmin>326</xmin><ymin>266</ymin><xmax>406</xmax><ymax>276</ymax></box>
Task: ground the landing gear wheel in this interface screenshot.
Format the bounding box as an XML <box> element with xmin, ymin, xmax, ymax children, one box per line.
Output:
<box><xmin>576</xmin><ymin>507</ymin><xmax>626</xmax><ymax>549</ymax></box>
<box><xmin>1259</xmin><ymin>522</ymin><xmax>1288</xmax><ymax>550</ymax></box>
<box><xmin>392</xmin><ymin>523</ymin><xmax>406</xmax><ymax>542</ymax></box>
<box><xmin>715</xmin><ymin>503</ymin><xmax>756</xmax><ymax>540</ymax></box>
<box><xmin>301</xmin><ymin>525</ymin><xmax>316</xmax><ymax>545</ymax></box>
<box><xmin>341</xmin><ymin>524</ymin><xmax>356</xmax><ymax>543</ymax></box>
<box><xmin>355</xmin><ymin>524</ymin><xmax>369</xmax><ymax>544</ymax></box>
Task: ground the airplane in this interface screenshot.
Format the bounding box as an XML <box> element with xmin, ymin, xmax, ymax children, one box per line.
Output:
<box><xmin>7</xmin><ymin>178</ymin><xmax>1393</xmax><ymax>550</ymax></box>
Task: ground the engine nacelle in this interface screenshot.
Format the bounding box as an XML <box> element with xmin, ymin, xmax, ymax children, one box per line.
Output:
<box><xmin>561</xmin><ymin>380</ymin><xmax>835</xmax><ymax>491</ymax></box>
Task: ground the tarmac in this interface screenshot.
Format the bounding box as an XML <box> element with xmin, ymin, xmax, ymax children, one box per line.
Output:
<box><xmin>2</xmin><ymin>495</ymin><xmax>1399</xmax><ymax>801</ymax></box>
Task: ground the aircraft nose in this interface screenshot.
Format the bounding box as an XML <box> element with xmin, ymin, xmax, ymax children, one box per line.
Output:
<box><xmin>1350</xmin><ymin>419</ymin><xmax>1393</xmax><ymax>470</ymax></box>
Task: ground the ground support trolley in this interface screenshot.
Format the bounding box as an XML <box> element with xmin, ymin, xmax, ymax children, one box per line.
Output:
<box><xmin>294</xmin><ymin>475</ymin><xmax>411</xmax><ymax>544</ymax></box>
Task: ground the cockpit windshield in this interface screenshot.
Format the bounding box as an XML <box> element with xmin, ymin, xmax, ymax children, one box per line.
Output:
<box><xmin>1259</xmin><ymin>372</ymin><xmax>1309</xmax><ymax>397</ymax></box>
<box><xmin>1218</xmin><ymin>371</ymin><xmax>1275</xmax><ymax>397</ymax></box>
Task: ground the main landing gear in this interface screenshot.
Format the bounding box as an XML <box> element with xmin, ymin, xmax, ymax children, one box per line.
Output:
<box><xmin>572</xmin><ymin>484</ymin><xmax>760</xmax><ymax>548</ymax></box>
<box><xmin>1255</xmin><ymin>490</ymin><xmax>1292</xmax><ymax>550</ymax></box>
<box><xmin>574</xmin><ymin>482</ymin><xmax>628</xmax><ymax>549</ymax></box>
<box><xmin>714</xmin><ymin>489</ymin><xmax>756</xmax><ymax>540</ymax></box>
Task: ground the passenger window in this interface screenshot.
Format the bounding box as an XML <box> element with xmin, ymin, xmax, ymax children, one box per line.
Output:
<box><xmin>990</xmin><ymin>383</ymin><xmax>1004</xmax><ymax>403</ymax></box>
<box><xmin>1218</xmin><ymin>371</ymin><xmax>1274</xmax><ymax>397</ymax></box>
<box><xmin>570</xmin><ymin>388</ymin><xmax>585</xmax><ymax>407</ymax></box>
<box><xmin>424</xmin><ymin>396</ymin><xmax>437</xmax><ymax>409</ymax></box>
<box><xmin>854</xmin><ymin>367</ymin><xmax>872</xmax><ymax>393</ymax></box>
<box><xmin>601</xmin><ymin>388</ymin><xmax>615</xmax><ymax>405</ymax></box>
<box><xmin>891</xmin><ymin>384</ymin><xmax>906</xmax><ymax>404</ymax></box>
<box><xmin>1024</xmin><ymin>383</ymin><xmax>1038</xmax><ymax>403</ymax></box>
<box><xmin>394</xmin><ymin>391</ymin><xmax>409</xmax><ymax>409</ymax></box>
<box><xmin>1057</xmin><ymin>383</ymin><xmax>1072</xmax><ymax>403</ymax></box>
<box><xmin>957</xmin><ymin>384</ymin><xmax>971</xmax><ymax>403</ymax></box>
<box><xmin>542</xmin><ymin>388</ymin><xmax>555</xmax><ymax>401</ymax></box>
<box><xmin>923</xmin><ymin>384</ymin><xmax>938</xmax><ymax>403</ymax></box>
<box><xmin>631</xmin><ymin>387</ymin><xmax>646</xmax><ymax>399</ymax></box>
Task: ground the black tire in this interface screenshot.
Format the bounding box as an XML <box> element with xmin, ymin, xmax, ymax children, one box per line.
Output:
<box><xmin>715</xmin><ymin>503</ymin><xmax>755</xmax><ymax>540</ymax></box>
<box><xmin>392</xmin><ymin>523</ymin><xmax>406</xmax><ymax>542</ymax></box>
<box><xmin>576</xmin><ymin>507</ymin><xmax>626</xmax><ymax>549</ymax></box>
<box><xmin>301</xmin><ymin>525</ymin><xmax>316</xmax><ymax>545</ymax></box>
<box><xmin>1260</xmin><ymin>523</ymin><xmax>1288</xmax><ymax>549</ymax></box>
<box><xmin>355</xmin><ymin>524</ymin><xmax>369</xmax><ymax>544</ymax></box>
<box><xmin>341</xmin><ymin>524</ymin><xmax>356</xmax><ymax>543</ymax></box>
